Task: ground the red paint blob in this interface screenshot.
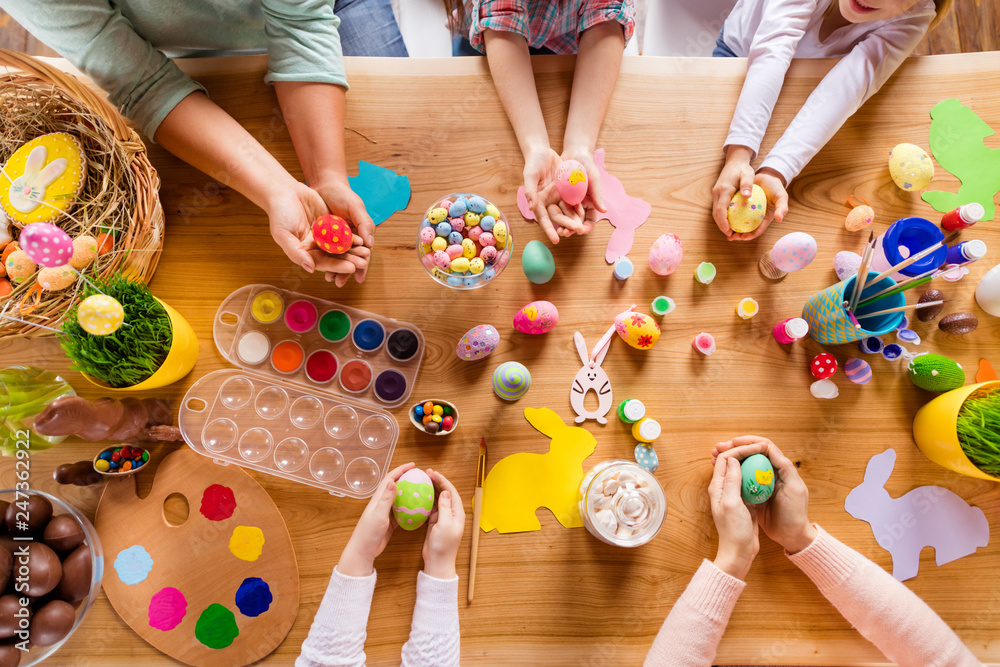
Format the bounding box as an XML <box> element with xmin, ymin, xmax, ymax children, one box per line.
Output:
<box><xmin>305</xmin><ymin>350</ymin><xmax>338</xmax><ymax>384</ymax></box>
<box><xmin>200</xmin><ymin>484</ymin><xmax>236</xmax><ymax>521</ymax></box>
<box><xmin>339</xmin><ymin>359</ymin><xmax>373</xmax><ymax>393</ymax></box>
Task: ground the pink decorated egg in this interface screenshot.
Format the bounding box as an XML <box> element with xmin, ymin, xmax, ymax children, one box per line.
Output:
<box><xmin>479</xmin><ymin>232</ymin><xmax>496</xmax><ymax>247</ymax></box>
<box><xmin>456</xmin><ymin>324</ymin><xmax>500</xmax><ymax>361</ymax></box>
<box><xmin>419</xmin><ymin>226</ymin><xmax>436</xmax><ymax>245</ymax></box>
<box><xmin>446</xmin><ymin>244</ymin><xmax>464</xmax><ymax>260</ymax></box>
<box><xmin>614</xmin><ymin>310</ymin><xmax>660</xmax><ymax>350</ymax></box>
<box><xmin>450</xmin><ymin>217</ymin><xmax>465</xmax><ymax>232</ymax></box>
<box><xmin>312</xmin><ymin>214</ymin><xmax>353</xmax><ymax>255</ymax></box>
<box><xmin>432</xmin><ymin>250</ymin><xmax>450</xmax><ymax>271</ymax></box>
<box><xmin>20</xmin><ymin>222</ymin><xmax>74</xmax><ymax>267</ymax></box>
<box><xmin>513</xmin><ymin>300</ymin><xmax>559</xmax><ymax>335</ymax></box>
<box><xmin>555</xmin><ymin>160</ymin><xmax>588</xmax><ymax>206</ymax></box>
<box><xmin>771</xmin><ymin>232</ymin><xmax>817</xmax><ymax>273</ymax></box>
<box><xmin>648</xmin><ymin>233</ymin><xmax>683</xmax><ymax>276</ymax></box>
<box><xmin>811</xmin><ymin>353</ymin><xmax>838</xmax><ymax>379</ymax></box>
<box><xmin>480</xmin><ymin>246</ymin><xmax>497</xmax><ymax>263</ymax></box>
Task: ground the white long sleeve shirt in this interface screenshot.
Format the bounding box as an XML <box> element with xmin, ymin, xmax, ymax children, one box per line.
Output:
<box><xmin>721</xmin><ymin>0</ymin><xmax>936</xmax><ymax>183</ymax></box>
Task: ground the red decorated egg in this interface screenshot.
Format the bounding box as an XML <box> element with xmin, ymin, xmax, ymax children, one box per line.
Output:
<box><xmin>811</xmin><ymin>353</ymin><xmax>838</xmax><ymax>379</ymax></box>
<box><xmin>311</xmin><ymin>215</ymin><xmax>353</xmax><ymax>255</ymax></box>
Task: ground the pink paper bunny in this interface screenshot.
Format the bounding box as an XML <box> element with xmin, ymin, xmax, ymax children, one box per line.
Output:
<box><xmin>844</xmin><ymin>448</ymin><xmax>990</xmax><ymax>581</ymax></box>
<box><xmin>570</xmin><ymin>331</ymin><xmax>612</xmax><ymax>424</ymax></box>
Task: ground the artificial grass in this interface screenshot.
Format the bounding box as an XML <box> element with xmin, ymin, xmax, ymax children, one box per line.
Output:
<box><xmin>957</xmin><ymin>388</ymin><xmax>1000</xmax><ymax>477</ymax></box>
<box><xmin>60</xmin><ymin>276</ymin><xmax>171</xmax><ymax>388</ymax></box>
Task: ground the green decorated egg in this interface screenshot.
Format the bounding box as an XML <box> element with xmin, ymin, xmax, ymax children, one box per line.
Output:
<box><xmin>740</xmin><ymin>454</ymin><xmax>774</xmax><ymax>505</ymax></box>
<box><xmin>392</xmin><ymin>469</ymin><xmax>434</xmax><ymax>531</ymax></box>
<box><xmin>908</xmin><ymin>354</ymin><xmax>965</xmax><ymax>392</ymax></box>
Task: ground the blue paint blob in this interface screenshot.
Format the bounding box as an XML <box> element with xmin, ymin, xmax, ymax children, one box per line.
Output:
<box><xmin>235</xmin><ymin>577</ymin><xmax>273</xmax><ymax>617</ymax></box>
<box><xmin>114</xmin><ymin>545</ymin><xmax>154</xmax><ymax>585</ymax></box>
<box><xmin>352</xmin><ymin>319</ymin><xmax>385</xmax><ymax>351</ymax></box>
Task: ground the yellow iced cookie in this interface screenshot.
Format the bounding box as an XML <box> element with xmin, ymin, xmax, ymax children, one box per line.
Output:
<box><xmin>0</xmin><ymin>133</ymin><xmax>87</xmax><ymax>224</ymax></box>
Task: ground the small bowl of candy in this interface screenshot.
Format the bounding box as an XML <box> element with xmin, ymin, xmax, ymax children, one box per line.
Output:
<box><xmin>93</xmin><ymin>444</ymin><xmax>150</xmax><ymax>477</ymax></box>
<box><xmin>409</xmin><ymin>399</ymin><xmax>458</xmax><ymax>436</ymax></box>
<box><xmin>417</xmin><ymin>193</ymin><xmax>513</xmax><ymax>289</ymax></box>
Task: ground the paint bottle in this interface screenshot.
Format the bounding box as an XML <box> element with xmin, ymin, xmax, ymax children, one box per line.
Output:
<box><xmin>773</xmin><ymin>317</ymin><xmax>809</xmax><ymax>344</ymax></box>
<box><xmin>941</xmin><ymin>202</ymin><xmax>985</xmax><ymax>231</ymax></box>
<box><xmin>631</xmin><ymin>418</ymin><xmax>661</xmax><ymax>443</ymax></box>
<box><xmin>945</xmin><ymin>239</ymin><xmax>987</xmax><ymax>264</ymax></box>
<box><xmin>613</xmin><ymin>257</ymin><xmax>634</xmax><ymax>280</ymax></box>
<box><xmin>617</xmin><ymin>399</ymin><xmax>646</xmax><ymax>424</ymax></box>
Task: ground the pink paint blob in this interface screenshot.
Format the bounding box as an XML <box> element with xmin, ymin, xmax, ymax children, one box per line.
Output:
<box><xmin>285</xmin><ymin>300</ymin><xmax>318</xmax><ymax>333</ymax></box>
<box><xmin>148</xmin><ymin>587</ymin><xmax>187</xmax><ymax>631</ymax></box>
<box><xmin>200</xmin><ymin>484</ymin><xmax>236</xmax><ymax>521</ymax></box>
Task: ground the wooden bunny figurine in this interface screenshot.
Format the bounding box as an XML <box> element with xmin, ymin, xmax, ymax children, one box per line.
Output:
<box><xmin>570</xmin><ymin>331</ymin><xmax>612</xmax><ymax>424</ymax></box>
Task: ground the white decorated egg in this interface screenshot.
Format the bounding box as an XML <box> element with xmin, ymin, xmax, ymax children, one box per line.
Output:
<box><xmin>648</xmin><ymin>233</ymin><xmax>683</xmax><ymax>276</ymax></box>
<box><xmin>834</xmin><ymin>251</ymin><xmax>862</xmax><ymax>282</ymax></box>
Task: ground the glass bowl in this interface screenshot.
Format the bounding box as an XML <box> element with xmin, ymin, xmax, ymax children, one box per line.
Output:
<box><xmin>416</xmin><ymin>192</ymin><xmax>513</xmax><ymax>290</ymax></box>
<box><xmin>0</xmin><ymin>489</ymin><xmax>103</xmax><ymax>665</ymax></box>
<box><xmin>578</xmin><ymin>460</ymin><xmax>666</xmax><ymax>547</ymax></box>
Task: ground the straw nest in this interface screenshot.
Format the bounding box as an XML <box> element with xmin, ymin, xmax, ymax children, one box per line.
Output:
<box><xmin>0</xmin><ymin>49</ymin><xmax>163</xmax><ymax>337</ymax></box>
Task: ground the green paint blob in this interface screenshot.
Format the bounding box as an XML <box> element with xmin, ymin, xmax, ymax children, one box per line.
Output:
<box><xmin>195</xmin><ymin>603</ymin><xmax>239</xmax><ymax>649</ymax></box>
<box><xmin>319</xmin><ymin>310</ymin><xmax>351</xmax><ymax>342</ymax></box>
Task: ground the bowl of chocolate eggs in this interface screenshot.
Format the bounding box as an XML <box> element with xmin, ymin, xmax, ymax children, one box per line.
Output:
<box><xmin>417</xmin><ymin>193</ymin><xmax>513</xmax><ymax>289</ymax></box>
<box><xmin>0</xmin><ymin>489</ymin><xmax>103</xmax><ymax>666</ymax></box>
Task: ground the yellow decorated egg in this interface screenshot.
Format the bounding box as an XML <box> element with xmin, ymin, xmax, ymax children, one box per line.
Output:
<box><xmin>77</xmin><ymin>294</ymin><xmax>125</xmax><ymax>335</ymax></box>
<box><xmin>5</xmin><ymin>249</ymin><xmax>36</xmax><ymax>283</ymax></box>
<box><xmin>492</xmin><ymin>220</ymin><xmax>508</xmax><ymax>247</ymax></box>
<box><xmin>888</xmin><ymin>143</ymin><xmax>934</xmax><ymax>192</ymax></box>
<box><xmin>36</xmin><ymin>264</ymin><xmax>76</xmax><ymax>291</ymax></box>
<box><xmin>727</xmin><ymin>184</ymin><xmax>766</xmax><ymax>233</ymax></box>
<box><xmin>614</xmin><ymin>310</ymin><xmax>660</xmax><ymax>350</ymax></box>
<box><xmin>0</xmin><ymin>133</ymin><xmax>87</xmax><ymax>224</ymax></box>
<box><xmin>69</xmin><ymin>235</ymin><xmax>99</xmax><ymax>269</ymax></box>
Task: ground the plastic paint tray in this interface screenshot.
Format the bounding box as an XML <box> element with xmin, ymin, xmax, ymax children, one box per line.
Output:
<box><xmin>179</xmin><ymin>284</ymin><xmax>425</xmax><ymax>497</ymax></box>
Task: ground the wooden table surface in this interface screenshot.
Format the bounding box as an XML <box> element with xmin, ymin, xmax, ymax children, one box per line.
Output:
<box><xmin>2</xmin><ymin>53</ymin><xmax>1000</xmax><ymax>666</ymax></box>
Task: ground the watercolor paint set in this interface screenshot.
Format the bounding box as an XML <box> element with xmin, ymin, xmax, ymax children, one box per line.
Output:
<box><xmin>179</xmin><ymin>284</ymin><xmax>425</xmax><ymax>498</ymax></box>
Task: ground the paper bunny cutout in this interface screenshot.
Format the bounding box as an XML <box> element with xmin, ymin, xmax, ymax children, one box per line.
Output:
<box><xmin>8</xmin><ymin>145</ymin><xmax>68</xmax><ymax>214</ymax></box>
<box><xmin>570</xmin><ymin>331</ymin><xmax>612</xmax><ymax>424</ymax></box>
<box><xmin>844</xmin><ymin>448</ymin><xmax>990</xmax><ymax>581</ymax></box>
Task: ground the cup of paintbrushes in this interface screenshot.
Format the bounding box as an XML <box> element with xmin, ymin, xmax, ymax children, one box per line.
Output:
<box><xmin>802</xmin><ymin>271</ymin><xmax>906</xmax><ymax>345</ymax></box>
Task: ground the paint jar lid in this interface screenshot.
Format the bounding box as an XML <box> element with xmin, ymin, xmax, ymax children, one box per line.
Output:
<box><xmin>961</xmin><ymin>239</ymin><xmax>988</xmax><ymax>261</ymax></box>
<box><xmin>651</xmin><ymin>296</ymin><xmax>675</xmax><ymax>316</ymax></box>
<box><xmin>619</xmin><ymin>399</ymin><xmax>646</xmax><ymax>423</ymax></box>
<box><xmin>613</xmin><ymin>257</ymin><xmax>634</xmax><ymax>280</ymax></box>
<box><xmin>959</xmin><ymin>202</ymin><xmax>985</xmax><ymax>223</ymax></box>
<box><xmin>784</xmin><ymin>318</ymin><xmax>809</xmax><ymax>340</ymax></box>
<box><xmin>633</xmin><ymin>418</ymin><xmax>661</xmax><ymax>443</ymax></box>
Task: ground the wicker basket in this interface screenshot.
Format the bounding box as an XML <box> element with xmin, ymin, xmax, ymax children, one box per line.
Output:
<box><xmin>0</xmin><ymin>49</ymin><xmax>164</xmax><ymax>337</ymax></box>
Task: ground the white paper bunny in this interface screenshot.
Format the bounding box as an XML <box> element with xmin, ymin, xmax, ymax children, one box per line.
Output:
<box><xmin>8</xmin><ymin>145</ymin><xmax>68</xmax><ymax>214</ymax></box>
<box><xmin>570</xmin><ymin>331</ymin><xmax>612</xmax><ymax>424</ymax></box>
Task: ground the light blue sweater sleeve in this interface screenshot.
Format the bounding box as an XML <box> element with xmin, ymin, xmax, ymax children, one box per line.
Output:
<box><xmin>1</xmin><ymin>0</ymin><xmax>204</xmax><ymax>140</ymax></box>
<box><xmin>261</xmin><ymin>0</ymin><xmax>348</xmax><ymax>89</ymax></box>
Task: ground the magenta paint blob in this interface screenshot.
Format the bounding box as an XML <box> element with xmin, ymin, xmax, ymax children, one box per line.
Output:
<box><xmin>285</xmin><ymin>300</ymin><xmax>318</xmax><ymax>333</ymax></box>
<box><xmin>148</xmin><ymin>587</ymin><xmax>187</xmax><ymax>631</ymax></box>
<box><xmin>305</xmin><ymin>350</ymin><xmax>338</xmax><ymax>384</ymax></box>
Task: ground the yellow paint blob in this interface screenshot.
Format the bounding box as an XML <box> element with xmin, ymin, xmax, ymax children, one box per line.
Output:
<box><xmin>251</xmin><ymin>291</ymin><xmax>283</xmax><ymax>324</ymax></box>
<box><xmin>228</xmin><ymin>525</ymin><xmax>265</xmax><ymax>561</ymax></box>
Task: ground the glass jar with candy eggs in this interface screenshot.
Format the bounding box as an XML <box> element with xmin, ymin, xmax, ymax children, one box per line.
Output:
<box><xmin>417</xmin><ymin>193</ymin><xmax>513</xmax><ymax>290</ymax></box>
<box><xmin>579</xmin><ymin>460</ymin><xmax>666</xmax><ymax>547</ymax></box>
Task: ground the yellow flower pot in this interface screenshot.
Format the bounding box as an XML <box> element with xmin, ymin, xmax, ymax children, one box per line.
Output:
<box><xmin>912</xmin><ymin>381</ymin><xmax>1000</xmax><ymax>482</ymax></box>
<box><xmin>83</xmin><ymin>299</ymin><xmax>199</xmax><ymax>392</ymax></box>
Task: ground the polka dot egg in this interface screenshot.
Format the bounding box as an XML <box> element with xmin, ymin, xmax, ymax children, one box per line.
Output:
<box><xmin>77</xmin><ymin>294</ymin><xmax>125</xmax><ymax>335</ymax></box>
<box><xmin>727</xmin><ymin>184</ymin><xmax>767</xmax><ymax>233</ymax></box>
<box><xmin>456</xmin><ymin>324</ymin><xmax>500</xmax><ymax>361</ymax></box>
<box><xmin>392</xmin><ymin>469</ymin><xmax>434</xmax><ymax>531</ymax></box>
<box><xmin>811</xmin><ymin>353</ymin><xmax>838</xmax><ymax>379</ymax></box>
<box><xmin>634</xmin><ymin>443</ymin><xmax>659</xmax><ymax>472</ymax></box>
<box><xmin>36</xmin><ymin>264</ymin><xmax>76</xmax><ymax>291</ymax></box>
<box><xmin>311</xmin><ymin>214</ymin><xmax>353</xmax><ymax>255</ymax></box>
<box><xmin>888</xmin><ymin>143</ymin><xmax>934</xmax><ymax>192</ymax></box>
<box><xmin>20</xmin><ymin>222</ymin><xmax>74</xmax><ymax>267</ymax></box>
<box><xmin>844</xmin><ymin>358</ymin><xmax>872</xmax><ymax>385</ymax></box>
<box><xmin>770</xmin><ymin>232</ymin><xmax>817</xmax><ymax>273</ymax></box>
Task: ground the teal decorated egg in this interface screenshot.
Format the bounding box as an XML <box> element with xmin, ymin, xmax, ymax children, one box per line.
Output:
<box><xmin>740</xmin><ymin>454</ymin><xmax>774</xmax><ymax>504</ymax></box>
<box><xmin>521</xmin><ymin>240</ymin><xmax>555</xmax><ymax>284</ymax></box>
<box><xmin>392</xmin><ymin>469</ymin><xmax>434</xmax><ymax>531</ymax></box>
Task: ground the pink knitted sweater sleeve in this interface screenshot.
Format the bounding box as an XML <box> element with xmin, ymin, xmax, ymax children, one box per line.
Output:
<box><xmin>644</xmin><ymin>560</ymin><xmax>746</xmax><ymax>667</ymax></box>
<box><xmin>788</xmin><ymin>526</ymin><xmax>982</xmax><ymax>667</ymax></box>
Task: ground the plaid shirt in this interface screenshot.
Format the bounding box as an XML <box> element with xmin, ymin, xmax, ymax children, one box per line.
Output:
<box><xmin>467</xmin><ymin>0</ymin><xmax>635</xmax><ymax>54</ymax></box>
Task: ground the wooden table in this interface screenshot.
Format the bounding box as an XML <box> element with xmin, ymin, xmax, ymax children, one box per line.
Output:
<box><xmin>2</xmin><ymin>52</ymin><xmax>1000</xmax><ymax>666</ymax></box>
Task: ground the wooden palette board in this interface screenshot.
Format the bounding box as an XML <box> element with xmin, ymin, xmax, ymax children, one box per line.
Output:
<box><xmin>95</xmin><ymin>449</ymin><xmax>299</xmax><ymax>666</ymax></box>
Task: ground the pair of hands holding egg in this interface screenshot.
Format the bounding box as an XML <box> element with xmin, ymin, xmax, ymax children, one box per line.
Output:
<box><xmin>338</xmin><ymin>463</ymin><xmax>466</xmax><ymax>580</ymax></box>
<box><xmin>523</xmin><ymin>146</ymin><xmax>606</xmax><ymax>245</ymax></box>
<box><xmin>709</xmin><ymin>436</ymin><xmax>818</xmax><ymax>580</ymax></box>
<box><xmin>712</xmin><ymin>145</ymin><xmax>790</xmax><ymax>241</ymax></box>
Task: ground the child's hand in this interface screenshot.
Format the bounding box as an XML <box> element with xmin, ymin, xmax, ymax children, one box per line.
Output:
<box><xmin>728</xmin><ymin>169</ymin><xmax>789</xmax><ymax>242</ymax></box>
<box><xmin>709</xmin><ymin>454</ymin><xmax>759</xmax><ymax>580</ymax></box>
<box><xmin>338</xmin><ymin>462</ymin><xmax>416</xmax><ymax>577</ymax></box>
<box><xmin>560</xmin><ymin>147</ymin><xmax>607</xmax><ymax>215</ymax></box>
<box><xmin>310</xmin><ymin>178</ymin><xmax>376</xmax><ymax>286</ymax></box>
<box><xmin>422</xmin><ymin>469</ymin><xmax>466</xmax><ymax>580</ymax></box>
<box><xmin>713</xmin><ymin>437</ymin><xmax>817</xmax><ymax>555</ymax></box>
<box><xmin>267</xmin><ymin>182</ymin><xmax>370</xmax><ymax>287</ymax></box>
<box><xmin>712</xmin><ymin>145</ymin><xmax>755</xmax><ymax>239</ymax></box>
<box><xmin>523</xmin><ymin>145</ymin><xmax>586</xmax><ymax>244</ymax></box>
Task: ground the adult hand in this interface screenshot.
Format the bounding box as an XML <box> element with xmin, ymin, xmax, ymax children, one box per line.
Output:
<box><xmin>311</xmin><ymin>178</ymin><xmax>376</xmax><ymax>286</ymax></box>
<box><xmin>713</xmin><ymin>436</ymin><xmax>817</xmax><ymax>554</ymax></box>
<box><xmin>337</xmin><ymin>462</ymin><xmax>416</xmax><ymax>576</ymax></box>
<box><xmin>728</xmin><ymin>168</ymin><xmax>789</xmax><ymax>242</ymax></box>
<box><xmin>266</xmin><ymin>181</ymin><xmax>370</xmax><ymax>287</ymax></box>
<box><xmin>523</xmin><ymin>144</ymin><xmax>585</xmax><ymax>244</ymax></box>
<box><xmin>712</xmin><ymin>145</ymin><xmax>755</xmax><ymax>239</ymax></box>
<box><xmin>422</xmin><ymin>469</ymin><xmax>466</xmax><ymax>580</ymax></box>
<box><xmin>709</xmin><ymin>454</ymin><xmax>759</xmax><ymax>580</ymax></box>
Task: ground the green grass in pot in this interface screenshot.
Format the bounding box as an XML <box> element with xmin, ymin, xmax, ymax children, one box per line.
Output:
<box><xmin>60</xmin><ymin>275</ymin><xmax>171</xmax><ymax>388</ymax></box>
<box><xmin>957</xmin><ymin>387</ymin><xmax>1000</xmax><ymax>477</ymax></box>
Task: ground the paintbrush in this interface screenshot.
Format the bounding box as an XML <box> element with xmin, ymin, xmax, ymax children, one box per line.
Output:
<box><xmin>468</xmin><ymin>437</ymin><xmax>486</xmax><ymax>604</ymax></box>
<box><xmin>857</xmin><ymin>299</ymin><xmax>945</xmax><ymax>320</ymax></box>
<box><xmin>848</xmin><ymin>232</ymin><xmax>876</xmax><ymax>311</ymax></box>
<box><xmin>856</xmin><ymin>256</ymin><xmax>979</xmax><ymax>309</ymax></box>
<box><xmin>862</xmin><ymin>232</ymin><xmax>959</xmax><ymax>290</ymax></box>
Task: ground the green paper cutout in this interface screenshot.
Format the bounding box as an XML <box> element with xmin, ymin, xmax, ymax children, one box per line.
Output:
<box><xmin>922</xmin><ymin>99</ymin><xmax>1000</xmax><ymax>221</ymax></box>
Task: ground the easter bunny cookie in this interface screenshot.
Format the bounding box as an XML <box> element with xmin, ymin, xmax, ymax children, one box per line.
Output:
<box><xmin>570</xmin><ymin>331</ymin><xmax>612</xmax><ymax>424</ymax></box>
<box><xmin>0</xmin><ymin>133</ymin><xmax>86</xmax><ymax>224</ymax></box>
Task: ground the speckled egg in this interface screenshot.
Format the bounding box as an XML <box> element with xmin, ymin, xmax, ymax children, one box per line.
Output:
<box><xmin>5</xmin><ymin>249</ymin><xmax>36</xmax><ymax>283</ymax></box>
<box><xmin>69</xmin><ymin>235</ymin><xmax>98</xmax><ymax>269</ymax></box>
<box><xmin>522</xmin><ymin>240</ymin><xmax>555</xmax><ymax>284</ymax></box>
<box><xmin>37</xmin><ymin>264</ymin><xmax>76</xmax><ymax>291</ymax></box>
<box><xmin>392</xmin><ymin>469</ymin><xmax>434</xmax><ymax>531</ymax></box>
<box><xmin>889</xmin><ymin>143</ymin><xmax>934</xmax><ymax>191</ymax></box>
<box><xmin>555</xmin><ymin>159</ymin><xmax>588</xmax><ymax>206</ymax></box>
<box><xmin>740</xmin><ymin>454</ymin><xmax>774</xmax><ymax>504</ymax></box>
<box><xmin>311</xmin><ymin>214</ymin><xmax>353</xmax><ymax>255</ymax></box>
<box><xmin>810</xmin><ymin>353</ymin><xmax>837</xmax><ymax>379</ymax></box>
<box><xmin>513</xmin><ymin>300</ymin><xmax>559</xmax><ymax>335</ymax></box>
<box><xmin>614</xmin><ymin>310</ymin><xmax>660</xmax><ymax>350</ymax></box>
<box><xmin>493</xmin><ymin>220</ymin><xmax>508</xmax><ymax>248</ymax></box>
<box><xmin>428</xmin><ymin>207</ymin><xmax>448</xmax><ymax>223</ymax></box>
<box><xmin>432</xmin><ymin>250</ymin><xmax>450</xmax><ymax>271</ymax></box>
<box><xmin>845</xmin><ymin>204</ymin><xmax>875</xmax><ymax>232</ymax></box>
<box><xmin>844</xmin><ymin>358</ymin><xmax>872</xmax><ymax>385</ymax></box>
<box><xmin>834</xmin><ymin>251</ymin><xmax>862</xmax><ymax>282</ymax></box>
<box><xmin>456</xmin><ymin>324</ymin><xmax>500</xmax><ymax>361</ymax></box>
<box><xmin>727</xmin><ymin>184</ymin><xmax>766</xmax><ymax>233</ymax></box>
<box><xmin>771</xmin><ymin>232</ymin><xmax>817</xmax><ymax>273</ymax></box>
<box><xmin>648</xmin><ymin>233</ymin><xmax>683</xmax><ymax>276</ymax></box>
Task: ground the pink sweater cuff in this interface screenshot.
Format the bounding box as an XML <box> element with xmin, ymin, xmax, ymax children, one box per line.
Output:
<box><xmin>786</xmin><ymin>525</ymin><xmax>863</xmax><ymax>591</ymax></box>
<box><xmin>687</xmin><ymin>560</ymin><xmax>746</xmax><ymax>622</ymax></box>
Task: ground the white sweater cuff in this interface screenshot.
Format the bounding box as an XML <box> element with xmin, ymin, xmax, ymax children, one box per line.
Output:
<box><xmin>411</xmin><ymin>571</ymin><xmax>459</xmax><ymax>633</ymax></box>
<box><xmin>313</xmin><ymin>567</ymin><xmax>377</xmax><ymax>634</ymax></box>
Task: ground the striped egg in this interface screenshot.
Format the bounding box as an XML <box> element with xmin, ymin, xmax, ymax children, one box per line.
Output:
<box><xmin>844</xmin><ymin>358</ymin><xmax>872</xmax><ymax>385</ymax></box>
<box><xmin>492</xmin><ymin>361</ymin><xmax>531</xmax><ymax>401</ymax></box>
